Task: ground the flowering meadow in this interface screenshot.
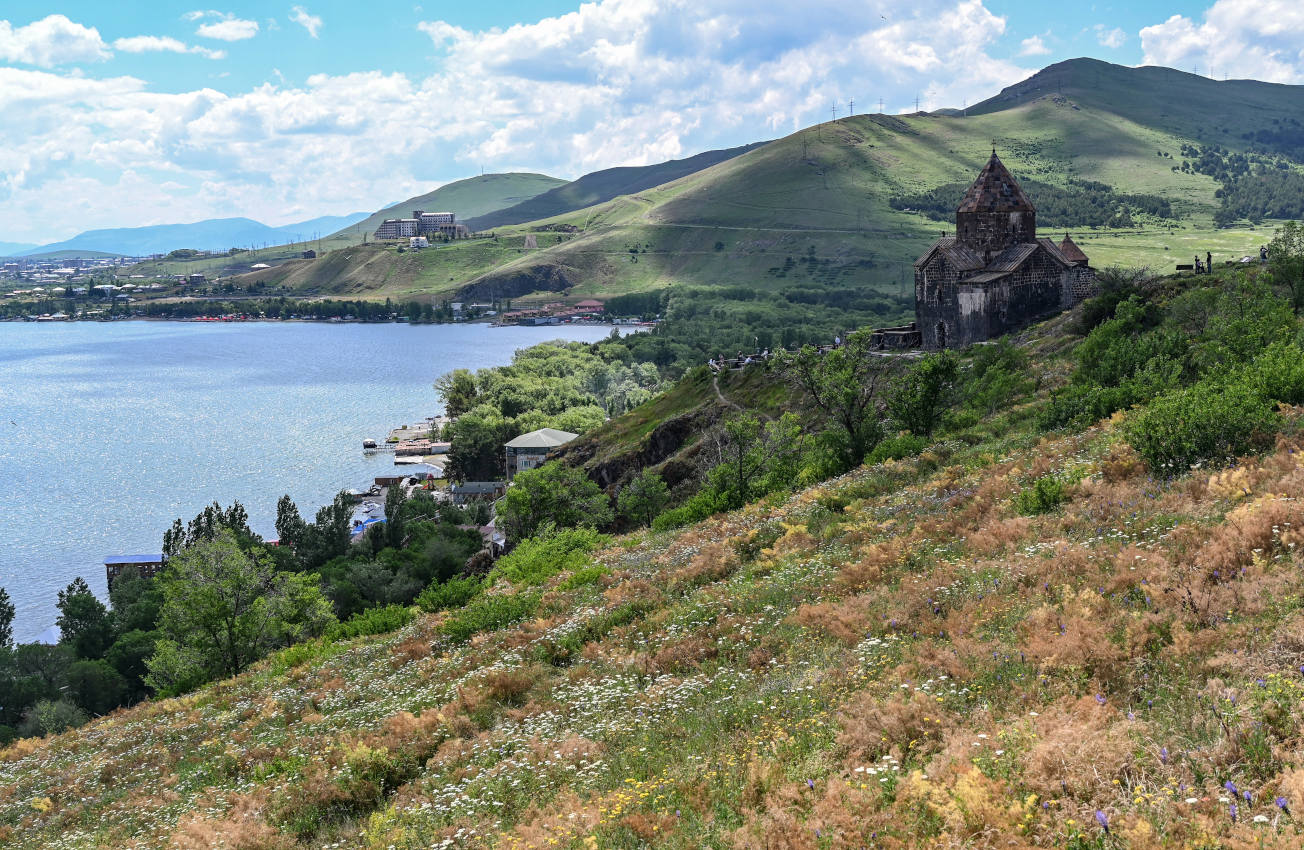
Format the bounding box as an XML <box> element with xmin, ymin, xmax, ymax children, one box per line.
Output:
<box><xmin>8</xmin><ymin>396</ymin><xmax>1304</xmax><ymax>847</ymax></box>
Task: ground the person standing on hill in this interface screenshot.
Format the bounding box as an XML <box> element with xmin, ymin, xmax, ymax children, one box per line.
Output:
<box><xmin>1194</xmin><ymin>256</ymin><xmax>1202</xmax><ymax>273</ymax></box>
<box><xmin>1207</xmin><ymin>251</ymin><xmax>1212</xmax><ymax>273</ymax></box>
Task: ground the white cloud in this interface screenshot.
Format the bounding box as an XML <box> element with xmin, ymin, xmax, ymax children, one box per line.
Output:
<box><xmin>196</xmin><ymin>16</ymin><xmax>259</xmax><ymax>42</ymax></box>
<box><xmin>1019</xmin><ymin>35</ymin><xmax>1050</xmax><ymax>56</ymax></box>
<box><xmin>416</xmin><ymin>20</ymin><xmax>468</xmax><ymax>46</ymax></box>
<box><xmin>0</xmin><ymin>14</ymin><xmax>110</xmax><ymax>67</ymax></box>
<box><xmin>289</xmin><ymin>6</ymin><xmax>322</xmax><ymax>38</ymax></box>
<box><xmin>113</xmin><ymin>35</ymin><xmax>226</xmax><ymax>60</ymax></box>
<box><xmin>1094</xmin><ymin>25</ymin><xmax>1126</xmax><ymax>49</ymax></box>
<box><xmin>1140</xmin><ymin>0</ymin><xmax>1304</xmax><ymax>82</ymax></box>
<box><xmin>0</xmin><ymin>0</ymin><xmax>1037</xmax><ymax>242</ymax></box>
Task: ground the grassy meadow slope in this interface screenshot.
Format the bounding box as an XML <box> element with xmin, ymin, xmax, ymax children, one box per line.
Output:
<box><xmin>240</xmin><ymin>60</ymin><xmax>1298</xmax><ymax>305</ymax></box>
<box><xmin>10</xmin><ymin>307</ymin><xmax>1304</xmax><ymax>847</ymax></box>
<box><xmin>464</xmin><ymin>142</ymin><xmax>768</xmax><ymax>231</ymax></box>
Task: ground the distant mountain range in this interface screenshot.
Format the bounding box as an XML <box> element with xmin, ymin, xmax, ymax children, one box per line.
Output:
<box><xmin>0</xmin><ymin>241</ymin><xmax>38</xmax><ymax>256</ymax></box>
<box><xmin>9</xmin><ymin>213</ymin><xmax>370</xmax><ymax>258</ymax></box>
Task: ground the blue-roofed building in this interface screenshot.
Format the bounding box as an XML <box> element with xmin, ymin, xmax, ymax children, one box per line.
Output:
<box><xmin>105</xmin><ymin>554</ymin><xmax>166</xmax><ymax>587</ymax></box>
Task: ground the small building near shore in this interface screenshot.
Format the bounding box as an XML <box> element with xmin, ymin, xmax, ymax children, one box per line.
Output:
<box><xmin>450</xmin><ymin>481</ymin><xmax>507</xmax><ymax>504</ymax></box>
<box><xmin>105</xmin><ymin>554</ymin><xmax>166</xmax><ymax>588</ymax></box>
<box><xmin>505</xmin><ymin>428</ymin><xmax>578</xmax><ymax>480</ymax></box>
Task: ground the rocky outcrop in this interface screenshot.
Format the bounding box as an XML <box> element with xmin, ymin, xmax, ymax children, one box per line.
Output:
<box><xmin>553</xmin><ymin>403</ymin><xmax>727</xmax><ymax>493</ymax></box>
<box><xmin>456</xmin><ymin>263</ymin><xmax>574</xmax><ymax>301</ymax></box>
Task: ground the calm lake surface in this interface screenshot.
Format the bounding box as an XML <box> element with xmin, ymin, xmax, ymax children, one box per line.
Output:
<box><xmin>0</xmin><ymin>320</ymin><xmax>619</xmax><ymax>642</ymax></box>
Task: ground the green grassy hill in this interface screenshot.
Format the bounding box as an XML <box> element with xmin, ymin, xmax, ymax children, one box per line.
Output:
<box><xmin>228</xmin><ymin>58</ymin><xmax>1299</xmax><ymax>312</ymax></box>
<box><xmin>464</xmin><ymin>142</ymin><xmax>768</xmax><ymax>231</ymax></box>
<box><xmin>121</xmin><ymin>174</ymin><xmax>565</xmax><ymax>280</ymax></box>
<box><xmin>331</xmin><ymin>173</ymin><xmax>569</xmax><ymax>240</ymax></box>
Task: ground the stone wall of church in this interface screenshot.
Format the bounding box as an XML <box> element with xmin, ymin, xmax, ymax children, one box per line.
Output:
<box><xmin>916</xmin><ymin>250</ymin><xmax>1073</xmax><ymax>349</ymax></box>
<box><xmin>956</xmin><ymin>209</ymin><xmax>1037</xmax><ymax>257</ymax></box>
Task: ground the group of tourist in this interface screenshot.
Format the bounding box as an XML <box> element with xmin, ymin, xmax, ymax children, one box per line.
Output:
<box><xmin>708</xmin><ymin>334</ymin><xmax>851</xmax><ymax>373</ymax></box>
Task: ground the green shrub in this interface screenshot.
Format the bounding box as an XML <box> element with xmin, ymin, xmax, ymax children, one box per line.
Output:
<box><xmin>325</xmin><ymin>604</ymin><xmax>414</xmax><ymax>642</ymax></box>
<box><xmin>440</xmin><ymin>591</ymin><xmax>540</xmax><ymax>643</ymax></box>
<box><xmin>652</xmin><ymin>490</ymin><xmax>724</xmax><ymax>531</ymax></box>
<box><xmin>1038</xmin><ymin>383</ymin><xmax>1137</xmax><ymax>429</ymax></box>
<box><xmin>264</xmin><ymin>637</ymin><xmax>345</xmax><ymax>675</ymax></box>
<box><xmin>415</xmin><ymin>575</ymin><xmax>483</xmax><ymax>613</ymax></box>
<box><xmin>1125</xmin><ymin>380</ymin><xmax>1277</xmax><ymax>474</ymax></box>
<box><xmin>1014</xmin><ymin>476</ymin><xmax>1068</xmax><ymax>515</ymax></box>
<box><xmin>492</xmin><ymin>525</ymin><xmax>607</xmax><ymax>587</ymax></box>
<box><xmin>865</xmin><ymin>433</ymin><xmax>928</xmax><ymax>465</ymax></box>
<box><xmin>1235</xmin><ymin>340</ymin><xmax>1304</xmax><ymax>405</ymax></box>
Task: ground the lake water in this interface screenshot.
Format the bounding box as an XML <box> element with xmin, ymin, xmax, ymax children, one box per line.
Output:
<box><xmin>0</xmin><ymin>320</ymin><xmax>620</xmax><ymax>642</ymax></box>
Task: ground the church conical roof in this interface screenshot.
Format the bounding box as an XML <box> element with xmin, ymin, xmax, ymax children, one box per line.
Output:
<box><xmin>956</xmin><ymin>150</ymin><xmax>1036</xmax><ymax>214</ymax></box>
<box><xmin>1059</xmin><ymin>233</ymin><xmax>1089</xmax><ymax>263</ymax></box>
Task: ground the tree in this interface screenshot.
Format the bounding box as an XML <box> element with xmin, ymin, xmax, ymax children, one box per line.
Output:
<box><xmin>274</xmin><ymin>494</ymin><xmax>308</xmax><ymax>552</ymax></box>
<box><xmin>108</xmin><ymin>567</ymin><xmax>163</xmax><ymax>634</ymax></box>
<box><xmin>435</xmin><ymin>368</ymin><xmax>479</xmax><ymax>418</ymax></box>
<box><xmin>704</xmin><ymin>413</ymin><xmax>806</xmax><ymax>510</ymax></box>
<box><xmin>1267</xmin><ymin>220</ymin><xmax>1304</xmax><ymax>313</ymax></box>
<box><xmin>445</xmin><ymin>407</ymin><xmax>512</xmax><ymax>482</ymax></box>
<box><xmin>617</xmin><ymin>471</ymin><xmax>669</xmax><ymax>528</ymax></box>
<box><xmin>18</xmin><ymin>698</ymin><xmax>88</xmax><ymax>738</ymax></box>
<box><xmin>0</xmin><ymin>586</ymin><xmax>13</xmax><ymax>648</ymax></box>
<box><xmin>887</xmin><ymin>351</ymin><xmax>957</xmax><ymax>436</ymax></box>
<box><xmin>292</xmin><ymin>492</ymin><xmax>354</xmax><ymax>570</ymax></box>
<box><xmin>498</xmin><ymin>462</ymin><xmax>613</xmax><ymax>542</ymax></box>
<box><xmin>163</xmin><ymin>500</ymin><xmax>260</xmax><ymax>557</ymax></box>
<box><xmin>65</xmin><ymin>659</ymin><xmax>127</xmax><ymax>716</ymax></box>
<box><xmin>56</xmin><ymin>578</ymin><xmax>113</xmax><ymax>660</ymax></box>
<box><xmin>384</xmin><ymin>483</ymin><xmax>406</xmax><ymax>548</ymax></box>
<box><xmin>782</xmin><ymin>330</ymin><xmax>894</xmax><ymax>469</ymax></box>
<box><xmin>104</xmin><ymin>629</ymin><xmax>159</xmax><ymax>700</ymax></box>
<box><xmin>145</xmin><ymin>531</ymin><xmax>335</xmax><ymax>694</ymax></box>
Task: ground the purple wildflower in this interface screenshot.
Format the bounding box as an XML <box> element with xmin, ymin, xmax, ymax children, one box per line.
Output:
<box><xmin>807</xmin><ymin>778</ymin><xmax>815</xmax><ymax>790</ymax></box>
<box><xmin>1230</xmin><ymin>802</ymin><xmax>1238</xmax><ymax>823</ymax></box>
<box><xmin>1276</xmin><ymin>796</ymin><xmax>1290</xmax><ymax>813</ymax></box>
<box><xmin>1095</xmin><ymin>810</ymin><xmax>1109</xmax><ymax>833</ymax></box>
<box><xmin>1225</xmin><ymin>780</ymin><xmax>1239</xmax><ymax>796</ymax></box>
<box><xmin>1095</xmin><ymin>693</ymin><xmax>1107</xmax><ymax>705</ymax></box>
<box><xmin>1160</xmin><ymin>746</ymin><xmax>1169</xmax><ymax>764</ymax></box>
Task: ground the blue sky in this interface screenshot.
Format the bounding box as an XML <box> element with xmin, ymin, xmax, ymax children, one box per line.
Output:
<box><xmin>0</xmin><ymin>1</ymin><xmax>1299</xmax><ymax>243</ymax></box>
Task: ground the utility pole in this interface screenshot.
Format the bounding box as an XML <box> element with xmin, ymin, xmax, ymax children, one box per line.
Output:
<box><xmin>832</xmin><ymin>101</ymin><xmax>837</xmax><ymax>122</ymax></box>
<box><xmin>878</xmin><ymin>96</ymin><xmax>884</xmax><ymax>114</ymax></box>
<box><xmin>848</xmin><ymin>98</ymin><xmax>854</xmax><ymax>116</ymax></box>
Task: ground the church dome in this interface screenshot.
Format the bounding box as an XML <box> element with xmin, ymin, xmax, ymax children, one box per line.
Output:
<box><xmin>956</xmin><ymin>150</ymin><xmax>1036</xmax><ymax>214</ymax></box>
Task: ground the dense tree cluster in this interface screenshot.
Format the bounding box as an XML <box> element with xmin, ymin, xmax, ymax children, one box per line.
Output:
<box><xmin>891</xmin><ymin>178</ymin><xmax>1173</xmax><ymax>228</ymax></box>
<box><xmin>438</xmin><ymin>340</ymin><xmax>662</xmax><ymax>481</ymax></box>
<box><xmin>1175</xmin><ymin>144</ymin><xmax>1304</xmax><ymax>226</ymax></box>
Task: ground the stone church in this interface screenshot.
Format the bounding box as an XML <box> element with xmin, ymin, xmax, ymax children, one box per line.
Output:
<box><xmin>911</xmin><ymin>151</ymin><xmax>1096</xmax><ymax>349</ymax></box>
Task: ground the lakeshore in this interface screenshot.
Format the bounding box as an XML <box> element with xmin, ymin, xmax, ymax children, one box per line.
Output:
<box><xmin>0</xmin><ymin>320</ymin><xmax>623</xmax><ymax>643</ymax></box>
